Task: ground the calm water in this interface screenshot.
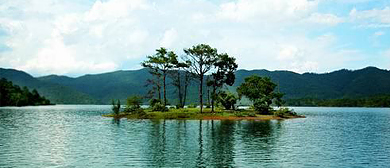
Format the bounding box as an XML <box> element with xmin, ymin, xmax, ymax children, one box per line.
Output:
<box><xmin>1</xmin><ymin>105</ymin><xmax>390</xmax><ymax>167</ymax></box>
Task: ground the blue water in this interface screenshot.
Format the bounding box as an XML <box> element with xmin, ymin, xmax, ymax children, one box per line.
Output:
<box><xmin>0</xmin><ymin>105</ymin><xmax>389</xmax><ymax>167</ymax></box>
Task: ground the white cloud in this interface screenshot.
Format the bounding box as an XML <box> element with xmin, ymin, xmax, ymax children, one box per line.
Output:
<box><xmin>305</xmin><ymin>13</ymin><xmax>344</xmax><ymax>26</ymax></box>
<box><xmin>217</xmin><ymin>0</ymin><xmax>319</xmax><ymax>24</ymax></box>
<box><xmin>0</xmin><ymin>0</ymin><xmax>384</xmax><ymax>76</ymax></box>
<box><xmin>350</xmin><ymin>7</ymin><xmax>390</xmax><ymax>27</ymax></box>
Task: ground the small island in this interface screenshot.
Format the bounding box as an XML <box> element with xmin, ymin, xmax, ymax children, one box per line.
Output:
<box><xmin>104</xmin><ymin>44</ymin><xmax>304</xmax><ymax>120</ymax></box>
<box><xmin>103</xmin><ymin>107</ymin><xmax>304</xmax><ymax>120</ymax></box>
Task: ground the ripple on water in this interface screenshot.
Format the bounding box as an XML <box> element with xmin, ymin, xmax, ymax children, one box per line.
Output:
<box><xmin>0</xmin><ymin>106</ymin><xmax>390</xmax><ymax>167</ymax></box>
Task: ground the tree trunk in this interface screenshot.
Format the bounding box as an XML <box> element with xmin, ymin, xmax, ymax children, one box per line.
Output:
<box><xmin>183</xmin><ymin>73</ymin><xmax>189</xmax><ymax>107</ymax></box>
<box><xmin>177</xmin><ymin>71</ymin><xmax>183</xmax><ymax>107</ymax></box>
<box><xmin>199</xmin><ymin>74</ymin><xmax>203</xmax><ymax>113</ymax></box>
<box><xmin>157</xmin><ymin>84</ymin><xmax>161</xmax><ymax>101</ymax></box>
<box><xmin>207</xmin><ymin>87</ymin><xmax>210</xmax><ymax>107</ymax></box>
<box><xmin>211</xmin><ymin>84</ymin><xmax>216</xmax><ymax>112</ymax></box>
<box><xmin>163</xmin><ymin>72</ymin><xmax>167</xmax><ymax>106</ymax></box>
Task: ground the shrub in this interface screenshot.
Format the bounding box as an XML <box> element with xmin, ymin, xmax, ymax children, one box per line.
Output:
<box><xmin>152</xmin><ymin>102</ymin><xmax>168</xmax><ymax>112</ymax></box>
<box><xmin>274</xmin><ymin>107</ymin><xmax>297</xmax><ymax>118</ymax></box>
<box><xmin>149</xmin><ymin>99</ymin><xmax>161</xmax><ymax>107</ymax></box>
<box><xmin>125</xmin><ymin>96</ymin><xmax>143</xmax><ymax>114</ymax></box>
<box><xmin>175</xmin><ymin>104</ymin><xmax>182</xmax><ymax>109</ymax></box>
<box><xmin>234</xmin><ymin>112</ymin><xmax>245</xmax><ymax>117</ymax></box>
<box><xmin>253</xmin><ymin>98</ymin><xmax>272</xmax><ymax>114</ymax></box>
<box><xmin>112</xmin><ymin>99</ymin><xmax>121</xmax><ymax>115</ymax></box>
<box><xmin>206</xmin><ymin>103</ymin><xmax>211</xmax><ymax>108</ymax></box>
<box><xmin>248</xmin><ymin>112</ymin><xmax>256</xmax><ymax>117</ymax></box>
<box><xmin>187</xmin><ymin>103</ymin><xmax>197</xmax><ymax>108</ymax></box>
<box><xmin>217</xmin><ymin>91</ymin><xmax>238</xmax><ymax>110</ymax></box>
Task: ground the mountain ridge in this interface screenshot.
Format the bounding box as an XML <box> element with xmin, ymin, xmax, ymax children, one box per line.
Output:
<box><xmin>1</xmin><ymin>66</ymin><xmax>390</xmax><ymax>105</ymax></box>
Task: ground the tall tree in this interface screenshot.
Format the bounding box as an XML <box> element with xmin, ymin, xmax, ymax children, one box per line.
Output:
<box><xmin>208</xmin><ymin>53</ymin><xmax>238</xmax><ymax>112</ymax></box>
<box><xmin>142</xmin><ymin>47</ymin><xmax>178</xmax><ymax>106</ymax></box>
<box><xmin>169</xmin><ymin>61</ymin><xmax>192</xmax><ymax>108</ymax></box>
<box><xmin>183</xmin><ymin>44</ymin><xmax>218</xmax><ymax>113</ymax></box>
<box><xmin>144</xmin><ymin>69</ymin><xmax>162</xmax><ymax>101</ymax></box>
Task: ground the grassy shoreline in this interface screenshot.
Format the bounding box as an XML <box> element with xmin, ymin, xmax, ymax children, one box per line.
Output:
<box><xmin>103</xmin><ymin>108</ymin><xmax>305</xmax><ymax>120</ymax></box>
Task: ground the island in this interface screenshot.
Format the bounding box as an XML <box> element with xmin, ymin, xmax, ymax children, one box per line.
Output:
<box><xmin>103</xmin><ymin>107</ymin><xmax>304</xmax><ymax>120</ymax></box>
<box><xmin>104</xmin><ymin>44</ymin><xmax>304</xmax><ymax>120</ymax></box>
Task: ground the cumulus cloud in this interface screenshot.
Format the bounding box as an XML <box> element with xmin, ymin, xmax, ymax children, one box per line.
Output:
<box><xmin>0</xmin><ymin>0</ymin><xmax>386</xmax><ymax>76</ymax></box>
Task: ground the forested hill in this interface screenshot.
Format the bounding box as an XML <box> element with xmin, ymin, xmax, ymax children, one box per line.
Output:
<box><xmin>1</xmin><ymin>66</ymin><xmax>390</xmax><ymax>105</ymax></box>
<box><xmin>0</xmin><ymin>68</ymin><xmax>99</xmax><ymax>104</ymax></box>
<box><xmin>234</xmin><ymin>66</ymin><xmax>390</xmax><ymax>99</ymax></box>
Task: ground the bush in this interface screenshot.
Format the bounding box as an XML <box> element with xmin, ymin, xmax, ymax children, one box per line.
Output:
<box><xmin>205</xmin><ymin>103</ymin><xmax>211</xmax><ymax>108</ymax></box>
<box><xmin>234</xmin><ymin>112</ymin><xmax>245</xmax><ymax>117</ymax></box>
<box><xmin>175</xmin><ymin>104</ymin><xmax>182</xmax><ymax>109</ymax></box>
<box><xmin>149</xmin><ymin>99</ymin><xmax>161</xmax><ymax>107</ymax></box>
<box><xmin>152</xmin><ymin>102</ymin><xmax>168</xmax><ymax>112</ymax></box>
<box><xmin>187</xmin><ymin>103</ymin><xmax>197</xmax><ymax>108</ymax></box>
<box><xmin>248</xmin><ymin>112</ymin><xmax>256</xmax><ymax>117</ymax></box>
<box><xmin>112</xmin><ymin>99</ymin><xmax>121</xmax><ymax>115</ymax></box>
<box><xmin>217</xmin><ymin>91</ymin><xmax>238</xmax><ymax>110</ymax></box>
<box><xmin>125</xmin><ymin>96</ymin><xmax>143</xmax><ymax>114</ymax></box>
<box><xmin>253</xmin><ymin>98</ymin><xmax>272</xmax><ymax>114</ymax></box>
<box><xmin>274</xmin><ymin>107</ymin><xmax>297</xmax><ymax>118</ymax></box>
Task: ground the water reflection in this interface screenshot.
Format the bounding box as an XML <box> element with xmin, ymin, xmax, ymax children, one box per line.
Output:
<box><xmin>209</xmin><ymin>120</ymin><xmax>236</xmax><ymax>167</ymax></box>
<box><xmin>111</xmin><ymin>118</ymin><xmax>120</xmax><ymax>125</ymax></box>
<box><xmin>2</xmin><ymin>106</ymin><xmax>390</xmax><ymax>167</ymax></box>
<box><xmin>142</xmin><ymin>119</ymin><xmax>281</xmax><ymax>167</ymax></box>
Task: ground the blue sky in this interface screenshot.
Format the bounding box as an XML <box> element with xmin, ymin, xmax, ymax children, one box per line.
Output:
<box><xmin>0</xmin><ymin>0</ymin><xmax>389</xmax><ymax>76</ymax></box>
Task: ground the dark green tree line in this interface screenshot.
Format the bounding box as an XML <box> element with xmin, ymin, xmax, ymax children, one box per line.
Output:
<box><xmin>0</xmin><ymin>78</ymin><xmax>51</xmax><ymax>106</ymax></box>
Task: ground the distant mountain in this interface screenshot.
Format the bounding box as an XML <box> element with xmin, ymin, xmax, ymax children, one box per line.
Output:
<box><xmin>234</xmin><ymin>66</ymin><xmax>390</xmax><ymax>99</ymax></box>
<box><xmin>0</xmin><ymin>68</ymin><xmax>99</xmax><ymax>104</ymax></box>
<box><xmin>1</xmin><ymin>66</ymin><xmax>390</xmax><ymax>105</ymax></box>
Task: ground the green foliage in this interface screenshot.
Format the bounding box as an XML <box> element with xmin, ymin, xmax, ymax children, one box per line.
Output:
<box><xmin>187</xmin><ymin>103</ymin><xmax>197</xmax><ymax>108</ymax></box>
<box><xmin>125</xmin><ymin>96</ymin><xmax>144</xmax><ymax>114</ymax></box>
<box><xmin>207</xmin><ymin>53</ymin><xmax>238</xmax><ymax>111</ymax></box>
<box><xmin>248</xmin><ymin>112</ymin><xmax>257</xmax><ymax>117</ymax></box>
<box><xmin>217</xmin><ymin>91</ymin><xmax>238</xmax><ymax>110</ymax></box>
<box><xmin>142</xmin><ymin>47</ymin><xmax>179</xmax><ymax>106</ymax></box>
<box><xmin>151</xmin><ymin>102</ymin><xmax>168</xmax><ymax>112</ymax></box>
<box><xmin>237</xmin><ymin>75</ymin><xmax>284</xmax><ymax>114</ymax></box>
<box><xmin>0</xmin><ymin>78</ymin><xmax>52</xmax><ymax>106</ymax></box>
<box><xmin>274</xmin><ymin>107</ymin><xmax>297</xmax><ymax>118</ymax></box>
<box><xmin>149</xmin><ymin>98</ymin><xmax>161</xmax><ymax>107</ymax></box>
<box><xmin>286</xmin><ymin>95</ymin><xmax>390</xmax><ymax>107</ymax></box>
<box><xmin>5</xmin><ymin>64</ymin><xmax>390</xmax><ymax>107</ymax></box>
<box><xmin>183</xmin><ymin>44</ymin><xmax>219</xmax><ymax>113</ymax></box>
<box><xmin>111</xmin><ymin>99</ymin><xmax>121</xmax><ymax>115</ymax></box>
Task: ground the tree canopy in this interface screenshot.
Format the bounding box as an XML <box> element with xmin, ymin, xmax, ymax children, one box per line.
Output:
<box><xmin>237</xmin><ymin>75</ymin><xmax>283</xmax><ymax>114</ymax></box>
<box><xmin>142</xmin><ymin>47</ymin><xmax>179</xmax><ymax>106</ymax></box>
<box><xmin>0</xmin><ymin>78</ymin><xmax>51</xmax><ymax>106</ymax></box>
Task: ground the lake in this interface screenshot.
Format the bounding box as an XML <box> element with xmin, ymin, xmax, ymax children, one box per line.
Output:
<box><xmin>0</xmin><ymin>105</ymin><xmax>390</xmax><ymax>167</ymax></box>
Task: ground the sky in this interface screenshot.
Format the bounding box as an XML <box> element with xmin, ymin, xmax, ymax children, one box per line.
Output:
<box><xmin>0</xmin><ymin>0</ymin><xmax>390</xmax><ymax>77</ymax></box>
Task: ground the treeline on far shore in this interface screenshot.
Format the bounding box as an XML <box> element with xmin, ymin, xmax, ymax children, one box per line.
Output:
<box><xmin>286</xmin><ymin>95</ymin><xmax>390</xmax><ymax>107</ymax></box>
<box><xmin>0</xmin><ymin>78</ymin><xmax>52</xmax><ymax>107</ymax></box>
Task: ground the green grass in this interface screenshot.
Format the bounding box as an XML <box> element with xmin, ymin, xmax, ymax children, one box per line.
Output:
<box><xmin>103</xmin><ymin>107</ymin><xmax>303</xmax><ymax>120</ymax></box>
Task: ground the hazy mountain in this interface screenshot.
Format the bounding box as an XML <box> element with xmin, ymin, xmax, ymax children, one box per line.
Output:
<box><xmin>1</xmin><ymin>66</ymin><xmax>390</xmax><ymax>105</ymax></box>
